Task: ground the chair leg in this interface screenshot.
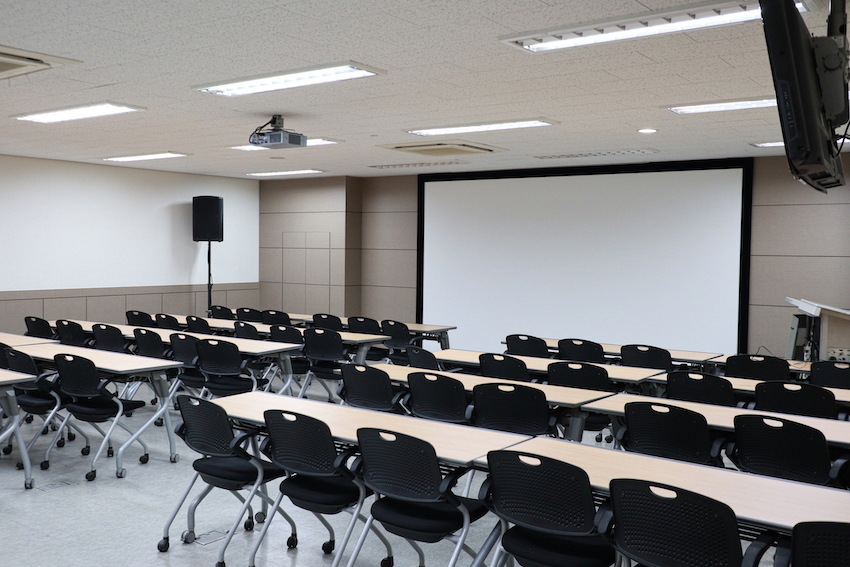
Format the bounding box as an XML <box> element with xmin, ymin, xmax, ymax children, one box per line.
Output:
<box><xmin>406</xmin><ymin>539</ymin><xmax>426</xmax><ymax>567</ymax></box>
<box><xmin>215</xmin><ymin>477</ymin><xmax>267</xmax><ymax>567</ymax></box>
<box><xmin>446</xmin><ymin>504</ymin><xmax>472</xmax><ymax>567</ymax></box>
<box><xmin>344</xmin><ymin>513</ymin><xmax>375</xmax><ymax>567</ymax></box>
<box><xmin>159</xmin><ymin>472</ymin><xmax>201</xmax><ymax>551</ymax></box>
<box><xmin>186</xmin><ymin>484</ymin><xmax>215</xmax><ymax>535</ymax></box>
<box><xmin>298</xmin><ymin>371</ymin><xmax>315</xmax><ymax>398</ymax></box>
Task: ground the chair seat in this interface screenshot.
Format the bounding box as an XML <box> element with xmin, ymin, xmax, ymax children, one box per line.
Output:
<box><xmin>204</xmin><ymin>376</ymin><xmax>266</xmax><ymax>396</ymax></box>
<box><xmin>309</xmin><ymin>361</ymin><xmax>344</xmax><ymax>380</ymax></box>
<box><xmin>583</xmin><ymin>412</ymin><xmax>611</xmax><ymax>431</ymax></box>
<box><xmin>67</xmin><ymin>396</ymin><xmax>145</xmax><ymax>421</ymax></box>
<box><xmin>177</xmin><ymin>369</ymin><xmax>206</xmax><ymax>389</ymax></box>
<box><xmin>16</xmin><ymin>393</ymin><xmax>59</xmax><ymax>413</ymax></box>
<box><xmin>371</xmin><ymin>496</ymin><xmax>488</xmax><ymax>542</ymax></box>
<box><xmin>194</xmin><ymin>456</ymin><xmax>285</xmax><ymax>489</ymax></box>
<box><xmin>502</xmin><ymin>527</ymin><xmax>615</xmax><ymax>567</ymax></box>
<box><xmin>281</xmin><ymin>474</ymin><xmax>366</xmax><ymax>513</ymax></box>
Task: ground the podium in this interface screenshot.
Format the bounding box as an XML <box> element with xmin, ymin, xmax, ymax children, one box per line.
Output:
<box><xmin>786</xmin><ymin>298</ymin><xmax>850</xmax><ymax>361</ymax></box>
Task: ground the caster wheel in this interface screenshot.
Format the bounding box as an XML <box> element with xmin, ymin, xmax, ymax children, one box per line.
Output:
<box><xmin>24</xmin><ymin>415</ymin><xmax>33</xmax><ymax>423</ymax></box>
<box><xmin>151</xmin><ymin>398</ymin><xmax>158</xmax><ymax>405</ymax></box>
<box><xmin>68</xmin><ymin>432</ymin><xmax>76</xmax><ymax>441</ymax></box>
<box><xmin>595</xmin><ymin>433</ymin><xmax>603</xmax><ymax>443</ymax></box>
<box><xmin>155</xmin><ymin>418</ymin><xmax>164</xmax><ymax>427</ymax></box>
<box><xmin>51</xmin><ymin>424</ymin><xmax>58</xmax><ymax>431</ymax></box>
<box><xmin>244</xmin><ymin>519</ymin><xmax>254</xmax><ymax>531</ymax></box>
<box><xmin>16</xmin><ymin>462</ymin><xmax>24</xmax><ymax>470</ymax></box>
<box><xmin>287</xmin><ymin>535</ymin><xmax>298</xmax><ymax>549</ymax></box>
<box><xmin>322</xmin><ymin>540</ymin><xmax>335</xmax><ymax>554</ymax></box>
<box><xmin>157</xmin><ymin>538</ymin><xmax>169</xmax><ymax>552</ymax></box>
<box><xmin>25</xmin><ymin>479</ymin><xmax>34</xmax><ymax>489</ymax></box>
<box><xmin>381</xmin><ymin>557</ymin><xmax>394</xmax><ymax>567</ymax></box>
<box><xmin>40</xmin><ymin>461</ymin><xmax>49</xmax><ymax>470</ymax></box>
<box><xmin>3</xmin><ymin>446</ymin><xmax>12</xmax><ymax>455</ymax></box>
<box><xmin>85</xmin><ymin>470</ymin><xmax>96</xmax><ymax>481</ymax></box>
<box><xmin>170</xmin><ymin>454</ymin><xmax>179</xmax><ymax>463</ymax></box>
<box><xmin>216</xmin><ymin>562</ymin><xmax>225</xmax><ymax>567</ymax></box>
<box><xmin>254</xmin><ymin>512</ymin><xmax>266</xmax><ymax>523</ymax></box>
<box><xmin>182</xmin><ymin>530</ymin><xmax>196</xmax><ymax>544</ymax></box>
<box><xmin>140</xmin><ymin>454</ymin><xmax>149</xmax><ymax>464</ymax></box>
<box><xmin>81</xmin><ymin>446</ymin><xmax>91</xmax><ymax>456</ymax></box>
<box><xmin>41</xmin><ymin>427</ymin><xmax>49</xmax><ymax>435</ymax></box>
<box><xmin>57</xmin><ymin>439</ymin><xmax>66</xmax><ymax>448</ymax></box>
<box><xmin>605</xmin><ymin>435</ymin><xmax>614</xmax><ymax>443</ymax></box>
<box><xmin>126</xmin><ymin>412</ymin><xmax>133</xmax><ymax>417</ymax></box>
<box><xmin>107</xmin><ymin>448</ymin><xmax>114</xmax><ymax>458</ymax></box>
<box><xmin>117</xmin><ymin>468</ymin><xmax>127</xmax><ymax>478</ymax></box>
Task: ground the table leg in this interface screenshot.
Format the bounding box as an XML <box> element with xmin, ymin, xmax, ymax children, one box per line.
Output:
<box><xmin>0</xmin><ymin>390</ymin><xmax>33</xmax><ymax>489</ymax></box>
<box><xmin>354</xmin><ymin>344</ymin><xmax>369</xmax><ymax>365</ymax></box>
<box><xmin>567</xmin><ymin>407</ymin><xmax>587</xmax><ymax>442</ymax></box>
<box><xmin>439</xmin><ymin>331</ymin><xmax>451</xmax><ymax>350</ymax></box>
<box><xmin>276</xmin><ymin>353</ymin><xmax>294</xmax><ymax>395</ymax></box>
<box><xmin>469</xmin><ymin>521</ymin><xmax>502</xmax><ymax>567</ymax></box>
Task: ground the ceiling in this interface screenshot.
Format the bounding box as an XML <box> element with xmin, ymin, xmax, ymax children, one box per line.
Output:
<box><xmin>0</xmin><ymin>0</ymin><xmax>831</xmax><ymax>180</ymax></box>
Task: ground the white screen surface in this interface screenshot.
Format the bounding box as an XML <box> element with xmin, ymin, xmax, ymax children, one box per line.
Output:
<box><xmin>421</xmin><ymin>168</ymin><xmax>745</xmax><ymax>354</ymax></box>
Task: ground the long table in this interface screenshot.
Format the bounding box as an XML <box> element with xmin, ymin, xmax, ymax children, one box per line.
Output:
<box><xmin>0</xmin><ymin>332</ymin><xmax>55</xmax><ymax>347</ymax></box>
<box><xmin>536</xmin><ymin>338</ymin><xmax>724</xmax><ymax>365</ymax></box>
<box><xmin>287</xmin><ymin>313</ymin><xmax>457</xmax><ymax>349</ymax></box>
<box><xmin>0</xmin><ymin>368</ymin><xmax>37</xmax><ymax>489</ymax></box>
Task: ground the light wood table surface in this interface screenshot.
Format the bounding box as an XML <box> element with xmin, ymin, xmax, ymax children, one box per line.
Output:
<box><xmin>0</xmin><ymin>332</ymin><xmax>56</xmax><ymax>347</ymax></box>
<box><xmin>287</xmin><ymin>313</ymin><xmax>457</xmax><ymax>349</ymax></box>
<box><xmin>537</xmin><ymin>338</ymin><xmax>724</xmax><ymax>365</ymax></box>
<box><xmin>0</xmin><ymin>368</ymin><xmax>38</xmax><ymax>489</ymax></box>
<box><xmin>712</xmin><ymin>354</ymin><xmax>811</xmax><ymax>373</ymax></box>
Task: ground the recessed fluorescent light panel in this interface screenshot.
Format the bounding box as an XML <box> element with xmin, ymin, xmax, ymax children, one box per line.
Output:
<box><xmin>501</xmin><ymin>1</ymin><xmax>813</xmax><ymax>53</ymax></box>
<box><xmin>669</xmin><ymin>99</ymin><xmax>777</xmax><ymax>114</ymax></box>
<box><xmin>13</xmin><ymin>102</ymin><xmax>143</xmax><ymax>123</ymax></box>
<box><xmin>194</xmin><ymin>61</ymin><xmax>383</xmax><ymax>97</ymax></box>
<box><xmin>246</xmin><ymin>170</ymin><xmax>324</xmax><ymax>177</ymax></box>
<box><xmin>409</xmin><ymin>119</ymin><xmax>554</xmax><ymax>136</ymax></box>
<box><xmin>306</xmin><ymin>138</ymin><xmax>339</xmax><ymax>146</ymax></box>
<box><xmin>104</xmin><ymin>152</ymin><xmax>186</xmax><ymax>162</ymax></box>
<box><xmin>230</xmin><ymin>145</ymin><xmax>269</xmax><ymax>151</ymax></box>
<box><xmin>751</xmin><ymin>141</ymin><xmax>785</xmax><ymax>147</ymax></box>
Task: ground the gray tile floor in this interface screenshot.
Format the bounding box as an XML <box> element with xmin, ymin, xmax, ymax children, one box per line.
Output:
<box><xmin>1</xmin><ymin>383</ymin><xmax>775</xmax><ymax>567</ymax></box>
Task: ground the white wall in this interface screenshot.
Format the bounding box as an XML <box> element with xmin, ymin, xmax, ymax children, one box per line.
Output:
<box><xmin>0</xmin><ymin>155</ymin><xmax>259</xmax><ymax>291</ymax></box>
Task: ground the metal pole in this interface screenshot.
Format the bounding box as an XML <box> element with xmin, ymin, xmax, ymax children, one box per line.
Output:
<box><xmin>207</xmin><ymin>241</ymin><xmax>212</xmax><ymax>317</ymax></box>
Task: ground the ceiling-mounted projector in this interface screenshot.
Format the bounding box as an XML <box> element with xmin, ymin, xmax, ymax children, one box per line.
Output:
<box><xmin>248</xmin><ymin>114</ymin><xmax>307</xmax><ymax>149</ymax></box>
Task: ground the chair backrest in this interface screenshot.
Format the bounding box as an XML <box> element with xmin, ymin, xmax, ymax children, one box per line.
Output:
<box><xmin>406</xmin><ymin>345</ymin><xmax>440</xmax><ymax>371</ymax></box>
<box><xmin>54</xmin><ymin>354</ymin><xmax>101</xmax><ymax>398</ymax></box>
<box><xmin>380</xmin><ymin>320</ymin><xmax>411</xmax><ymax>349</ymax></box>
<box><xmin>236</xmin><ymin>307</ymin><xmax>263</xmax><ymax>322</ymax></box>
<box><xmin>24</xmin><ymin>316</ymin><xmax>54</xmax><ymax>339</ymax></box>
<box><xmin>126</xmin><ymin>310</ymin><xmax>155</xmax><ymax>327</ymax></box>
<box><xmin>622</xmin><ymin>402</ymin><xmax>714</xmax><ymax>465</ymax></box>
<box><xmin>0</xmin><ymin>343</ymin><xmax>9</xmax><ymax>369</ymax></box>
<box><xmin>471</xmin><ymin>383</ymin><xmax>550</xmax><ymax>435</ymax></box>
<box><xmin>406</xmin><ymin>372</ymin><xmax>469</xmax><ymax>423</ymax></box>
<box><xmin>556</xmin><ymin>338</ymin><xmax>606</xmax><ymax>363</ymax></box>
<box><xmin>809</xmin><ymin>361</ymin><xmax>850</xmax><ymax>389</ymax></box>
<box><xmin>788</xmin><ymin>522</ymin><xmax>850</xmax><ymax>567</ymax></box>
<box><xmin>264</xmin><ymin>410</ymin><xmax>338</xmax><ymax>476</ymax></box>
<box><xmin>170</xmin><ymin>333</ymin><xmax>200</xmax><ymax>367</ymax></box>
<box><xmin>55</xmin><ymin>319</ymin><xmax>88</xmax><ymax>346</ymax></box>
<box><xmin>356</xmin><ymin>428</ymin><xmax>444</xmax><ymax>502</ymax></box>
<box><xmin>754</xmin><ymin>381</ymin><xmax>837</xmax><ymax>419</ymax></box>
<box><xmin>210</xmin><ymin>305</ymin><xmax>236</xmax><ymax>320</ymax></box>
<box><xmin>234</xmin><ymin>321</ymin><xmax>261</xmax><ymax>340</ymax></box>
<box><xmin>505</xmin><ymin>334</ymin><xmax>550</xmax><ymax>358</ymax></box>
<box><xmin>479</xmin><ymin>353</ymin><xmax>529</xmax><ymax>382</ymax></box>
<box><xmin>347</xmin><ymin>316</ymin><xmax>382</xmax><ymax>334</ymax></box>
<box><xmin>270</xmin><ymin>325</ymin><xmax>304</xmax><ymax>345</ymax></box>
<box><xmin>92</xmin><ymin>323</ymin><xmax>126</xmax><ymax>352</ymax></box>
<box><xmin>5</xmin><ymin>348</ymin><xmax>40</xmax><ymax>375</ymax></box>
<box><xmin>186</xmin><ymin>315</ymin><xmax>213</xmax><ymax>334</ymax></box>
<box><xmin>340</xmin><ymin>364</ymin><xmax>397</xmax><ymax>411</ymax></box>
<box><xmin>262</xmin><ymin>310</ymin><xmax>291</xmax><ymax>326</ymax></box>
<box><xmin>133</xmin><ymin>328</ymin><xmax>167</xmax><ymax>358</ymax></box>
<box><xmin>302</xmin><ymin>328</ymin><xmax>346</xmax><ymax>362</ymax></box>
<box><xmin>547</xmin><ymin>361</ymin><xmax>611</xmax><ymax>390</ymax></box>
<box><xmin>313</xmin><ymin>313</ymin><xmax>344</xmax><ymax>331</ymax></box>
<box><xmin>724</xmin><ymin>354</ymin><xmax>790</xmax><ymax>381</ymax></box>
<box><xmin>665</xmin><ymin>371</ymin><xmax>736</xmax><ymax>407</ymax></box>
<box><xmin>155</xmin><ymin>313</ymin><xmax>182</xmax><ymax>331</ymax></box>
<box><xmin>486</xmin><ymin>450</ymin><xmax>598</xmax><ymax>536</ymax></box>
<box><xmin>608</xmin><ymin>478</ymin><xmax>743</xmax><ymax>567</ymax></box>
<box><xmin>175</xmin><ymin>395</ymin><xmax>235</xmax><ymax>456</ymax></box>
<box><xmin>732</xmin><ymin>414</ymin><xmax>832</xmax><ymax>485</ymax></box>
<box><xmin>196</xmin><ymin>339</ymin><xmax>244</xmax><ymax>376</ymax></box>
<box><xmin>621</xmin><ymin>344</ymin><xmax>673</xmax><ymax>371</ymax></box>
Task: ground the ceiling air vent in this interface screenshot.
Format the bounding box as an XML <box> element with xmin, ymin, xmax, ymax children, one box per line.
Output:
<box><xmin>368</xmin><ymin>160</ymin><xmax>469</xmax><ymax>169</ymax></box>
<box><xmin>0</xmin><ymin>46</ymin><xmax>81</xmax><ymax>80</ymax></box>
<box><xmin>380</xmin><ymin>139</ymin><xmax>505</xmax><ymax>157</ymax></box>
<box><xmin>535</xmin><ymin>148</ymin><xmax>659</xmax><ymax>159</ymax></box>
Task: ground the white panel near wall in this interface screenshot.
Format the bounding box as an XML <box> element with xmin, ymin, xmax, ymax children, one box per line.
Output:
<box><xmin>0</xmin><ymin>155</ymin><xmax>259</xmax><ymax>291</ymax></box>
<box><xmin>422</xmin><ymin>168</ymin><xmax>745</xmax><ymax>354</ymax></box>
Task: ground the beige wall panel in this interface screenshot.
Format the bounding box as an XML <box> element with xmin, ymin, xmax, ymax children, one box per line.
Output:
<box><xmin>330</xmin><ymin>285</ymin><xmax>347</xmax><ymax>315</ymax></box>
<box><xmin>162</xmin><ymin>293</ymin><xmax>195</xmax><ymax>316</ymax></box>
<box><xmin>305</xmin><ymin>249</ymin><xmax>331</xmax><ymax>285</ymax></box>
<box><xmin>749</xmin><ymin>256</ymin><xmax>850</xmax><ymax>307</ymax></box>
<box><xmin>361</xmin><ymin>211</ymin><xmax>418</xmax><ymax>250</ymax></box>
<box><xmin>305</xmin><ymin>284</ymin><xmax>330</xmax><ymax>314</ymax></box>
<box><xmin>259</xmin><ymin>177</ymin><xmax>347</xmax><ymax>213</ymax></box>
<box><xmin>282</xmin><ymin>232</ymin><xmax>306</xmax><ymax>249</ymax></box>
<box><xmin>344</xmin><ymin>285</ymin><xmax>362</xmax><ymax>317</ymax></box>
<box><xmin>360</xmin><ymin>176</ymin><xmax>418</xmax><ymax>212</ymax></box>
<box><xmin>360</xmin><ymin>286</ymin><xmax>417</xmax><ymax>323</ymax></box>
<box><xmin>259</xmin><ymin>248</ymin><xmax>283</xmax><ymax>283</ymax></box>
<box><xmin>260</xmin><ymin>213</ymin><xmax>347</xmax><ymax>248</ymax></box>
<box><xmin>86</xmin><ymin>295</ymin><xmax>126</xmax><ymax>325</ymax></box>
<box><xmin>259</xmin><ymin>282</ymin><xmax>283</xmax><ymax>311</ymax></box>
<box><xmin>282</xmin><ymin>283</ymin><xmax>306</xmax><ymax>313</ymax></box>
<box><xmin>750</xmin><ymin>204</ymin><xmax>850</xmax><ymax>257</ymax></box>
<box><xmin>747</xmin><ymin>304</ymin><xmax>796</xmax><ymax>355</ymax></box>
<box><xmin>346</xmin><ymin>211</ymin><xmax>363</xmax><ymax>250</ymax></box>
<box><xmin>204</xmin><ymin>290</ymin><xmax>229</xmax><ymax>315</ymax></box>
<box><xmin>0</xmin><ymin>298</ymin><xmax>43</xmax><ymax>333</ymax></box>
<box><xmin>44</xmin><ymin>297</ymin><xmax>87</xmax><ymax>321</ymax></box>
<box><xmin>346</xmin><ymin>177</ymin><xmax>363</xmax><ymax>213</ymax></box>
<box><xmin>753</xmin><ymin>155</ymin><xmax>850</xmax><ymax>206</ymax></box>
<box><xmin>330</xmin><ymin>249</ymin><xmax>347</xmax><ymax>286</ymax></box>
<box><xmin>282</xmin><ymin>248</ymin><xmax>307</xmax><ymax>284</ymax></box>
<box><xmin>127</xmin><ymin>294</ymin><xmax>163</xmax><ymax>316</ymax></box>
<box><xmin>305</xmin><ymin>232</ymin><xmax>331</xmax><ymax>249</ymax></box>
<box><xmin>360</xmin><ymin>249</ymin><xmax>417</xmax><ymax>288</ymax></box>
<box><xmin>342</xmin><ymin>249</ymin><xmax>361</xmax><ymax>287</ymax></box>
<box><xmin>226</xmin><ymin>289</ymin><xmax>260</xmax><ymax>310</ymax></box>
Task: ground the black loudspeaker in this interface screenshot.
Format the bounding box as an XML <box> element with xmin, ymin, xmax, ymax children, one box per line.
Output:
<box><xmin>193</xmin><ymin>196</ymin><xmax>223</xmax><ymax>242</ymax></box>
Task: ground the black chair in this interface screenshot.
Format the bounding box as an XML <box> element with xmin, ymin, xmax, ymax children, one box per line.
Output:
<box><xmin>234</xmin><ymin>321</ymin><xmax>261</xmax><ymax>340</ymax></box>
<box><xmin>621</xmin><ymin>344</ymin><xmax>673</xmax><ymax>371</ymax></box>
<box><xmin>300</xmin><ymin>328</ymin><xmax>348</xmax><ymax>401</ymax></box>
<box><xmin>157</xmin><ymin>396</ymin><xmax>294</xmax><ymax>567</ymax></box>
<box><xmin>126</xmin><ymin>310</ymin><xmax>155</xmax><ymax>327</ymax></box>
<box><xmin>346</xmin><ymin>428</ymin><xmax>489</xmax><ymax>567</ymax></box>
<box><xmin>598</xmin><ymin>479</ymin><xmax>773</xmax><ymax>567</ymax></box>
<box><xmin>479</xmin><ymin>353</ymin><xmax>530</xmax><ymax>382</ymax></box>
<box><xmin>547</xmin><ymin>361</ymin><xmax>614</xmax><ymax>442</ymax></box>
<box><xmin>724</xmin><ymin>353</ymin><xmax>790</xmax><ymax>381</ymax></box>
<box><xmin>482</xmin><ymin>450</ymin><xmax>615</xmax><ymax>567</ymax></box>
<box><xmin>132</xmin><ymin>328</ymin><xmax>170</xmax><ymax>358</ymax></box>
<box><xmin>339</xmin><ymin>365</ymin><xmax>406</xmax><ymax>412</ymax></box>
<box><xmin>55</xmin><ymin>319</ymin><xmax>91</xmax><ymax>347</ymax></box>
<box><xmin>616</xmin><ymin>401</ymin><xmax>725</xmax><ymax>466</ymax></box>
<box><xmin>809</xmin><ymin>360</ymin><xmax>850</xmax><ymax>389</ymax></box>
<box><xmin>25</xmin><ymin>316</ymin><xmax>55</xmax><ymax>339</ymax></box>
<box><xmin>404</xmin><ymin>372</ymin><xmax>470</xmax><ymax>423</ymax></box>
<box><xmin>195</xmin><ymin>339</ymin><xmax>259</xmax><ymax>397</ymax></box>
<box><xmin>556</xmin><ymin>338</ymin><xmax>607</xmax><ymax>364</ymax></box>
<box><xmin>406</xmin><ymin>345</ymin><xmax>441</xmax><ymax>371</ymax></box>
<box><xmin>381</xmin><ymin>319</ymin><xmax>416</xmax><ymax>365</ymax></box>
<box><xmin>262</xmin><ymin>309</ymin><xmax>291</xmax><ymax>326</ymax></box>
<box><xmin>727</xmin><ymin>414</ymin><xmax>849</xmax><ymax>487</ymax></box>
<box><xmin>269</xmin><ymin>325</ymin><xmax>310</xmax><ymax>393</ymax></box>
<box><xmin>92</xmin><ymin>323</ymin><xmax>130</xmax><ymax>353</ymax></box>
<box><xmin>0</xmin><ymin>343</ymin><xmax>7</xmax><ymax>369</ymax></box>
<box><xmin>666</xmin><ymin>370</ymin><xmax>736</xmax><ymax>406</ymax></box>
<box><xmin>505</xmin><ymin>334</ymin><xmax>551</xmax><ymax>358</ymax></box>
<box><xmin>754</xmin><ymin>381</ymin><xmax>838</xmax><ymax>419</ymax></box>
<box><xmin>155</xmin><ymin>313</ymin><xmax>182</xmax><ymax>331</ymax></box>
<box><xmin>186</xmin><ymin>315</ymin><xmax>214</xmax><ymax>335</ymax></box>
<box><xmin>210</xmin><ymin>305</ymin><xmax>236</xmax><ymax>320</ymax></box>
<box><xmin>236</xmin><ymin>307</ymin><xmax>264</xmax><ymax>322</ymax></box>
<box><xmin>252</xmin><ymin>410</ymin><xmax>394</xmax><ymax>567</ymax></box>
<box><xmin>469</xmin><ymin>383</ymin><xmax>555</xmax><ymax>436</ymax></box>
<box><xmin>313</xmin><ymin>313</ymin><xmax>344</xmax><ymax>331</ymax></box>
<box><xmin>53</xmin><ymin>353</ymin><xmax>148</xmax><ymax>481</ymax></box>
<box><xmin>774</xmin><ymin>521</ymin><xmax>850</xmax><ymax>567</ymax></box>
<box><xmin>347</xmin><ymin>317</ymin><xmax>389</xmax><ymax>361</ymax></box>
<box><xmin>168</xmin><ymin>333</ymin><xmax>207</xmax><ymax>395</ymax></box>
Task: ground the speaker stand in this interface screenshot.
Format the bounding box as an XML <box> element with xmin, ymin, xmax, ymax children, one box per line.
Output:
<box><xmin>206</xmin><ymin>241</ymin><xmax>213</xmax><ymax>317</ymax></box>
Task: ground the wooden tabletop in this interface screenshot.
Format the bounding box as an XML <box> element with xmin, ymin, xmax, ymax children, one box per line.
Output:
<box><xmin>213</xmin><ymin>391</ymin><xmax>530</xmax><ymax>465</ymax></box>
<box><xmin>0</xmin><ymin>368</ymin><xmax>37</xmax><ymax>387</ymax></box>
<box><xmin>650</xmin><ymin>372</ymin><xmax>850</xmax><ymax>404</ymax></box>
<box><xmin>13</xmin><ymin>343</ymin><xmax>182</xmax><ymax>375</ymax></box>
<box><xmin>433</xmin><ymin>349</ymin><xmax>662</xmax><ymax>384</ymax></box>
<box><xmin>372</xmin><ymin>363</ymin><xmax>613</xmax><ymax>408</ymax></box>
<box><xmin>169</xmin><ymin>315</ymin><xmax>389</xmax><ymax>345</ymax></box>
<box><xmin>538</xmin><ymin>338</ymin><xmax>724</xmax><ymax>363</ymax></box>
<box><xmin>490</xmin><ymin>436</ymin><xmax>850</xmax><ymax>533</ymax></box>
<box><xmin>286</xmin><ymin>313</ymin><xmax>456</xmax><ymax>335</ymax></box>
<box><xmin>0</xmin><ymin>332</ymin><xmax>56</xmax><ymax>347</ymax></box>
<box><xmin>712</xmin><ymin>354</ymin><xmax>811</xmax><ymax>373</ymax></box>
<box><xmin>582</xmin><ymin>393</ymin><xmax>850</xmax><ymax>447</ymax></box>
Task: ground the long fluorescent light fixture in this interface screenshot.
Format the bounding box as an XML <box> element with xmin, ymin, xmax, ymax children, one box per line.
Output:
<box><xmin>246</xmin><ymin>170</ymin><xmax>324</xmax><ymax>177</ymax></box>
<box><xmin>194</xmin><ymin>61</ymin><xmax>383</xmax><ymax>97</ymax></box>
<box><xmin>104</xmin><ymin>152</ymin><xmax>186</xmax><ymax>162</ymax></box>
<box><xmin>751</xmin><ymin>141</ymin><xmax>785</xmax><ymax>147</ymax></box>
<box><xmin>409</xmin><ymin>119</ymin><xmax>554</xmax><ymax>136</ymax></box>
<box><xmin>501</xmin><ymin>1</ymin><xmax>813</xmax><ymax>53</ymax></box>
<box><xmin>13</xmin><ymin>102</ymin><xmax>143</xmax><ymax>123</ymax></box>
<box><xmin>669</xmin><ymin>98</ymin><xmax>777</xmax><ymax>114</ymax></box>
